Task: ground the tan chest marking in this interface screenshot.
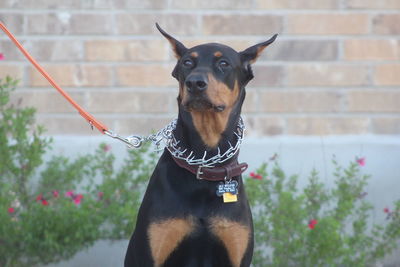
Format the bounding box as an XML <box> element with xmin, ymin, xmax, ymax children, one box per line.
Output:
<box><xmin>148</xmin><ymin>218</ymin><xmax>194</xmax><ymax>267</ymax></box>
<box><xmin>190</xmin><ymin>75</ymin><xmax>239</xmax><ymax>148</ymax></box>
<box><xmin>209</xmin><ymin>217</ymin><xmax>250</xmax><ymax>267</ymax></box>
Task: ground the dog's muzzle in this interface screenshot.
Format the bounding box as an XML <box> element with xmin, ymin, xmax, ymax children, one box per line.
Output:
<box><xmin>185</xmin><ymin>73</ymin><xmax>208</xmax><ymax>94</ymax></box>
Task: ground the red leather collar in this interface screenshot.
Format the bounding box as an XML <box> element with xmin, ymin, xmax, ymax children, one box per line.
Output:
<box><xmin>170</xmin><ymin>153</ymin><xmax>248</xmax><ymax>182</ymax></box>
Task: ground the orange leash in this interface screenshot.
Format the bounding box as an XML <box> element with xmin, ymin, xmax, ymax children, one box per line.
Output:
<box><xmin>0</xmin><ymin>21</ymin><xmax>108</xmax><ymax>134</ymax></box>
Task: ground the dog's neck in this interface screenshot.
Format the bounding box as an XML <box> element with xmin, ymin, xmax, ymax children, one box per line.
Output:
<box><xmin>172</xmin><ymin>95</ymin><xmax>244</xmax><ymax>163</ymax></box>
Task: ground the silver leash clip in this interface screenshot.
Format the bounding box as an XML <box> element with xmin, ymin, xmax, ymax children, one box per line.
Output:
<box><xmin>104</xmin><ymin>130</ymin><xmax>143</xmax><ymax>148</ymax></box>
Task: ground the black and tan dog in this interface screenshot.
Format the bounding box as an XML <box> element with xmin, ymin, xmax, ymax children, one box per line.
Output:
<box><xmin>124</xmin><ymin>24</ymin><xmax>277</xmax><ymax>267</ymax></box>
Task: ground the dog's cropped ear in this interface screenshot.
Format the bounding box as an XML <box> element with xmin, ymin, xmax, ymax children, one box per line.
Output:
<box><xmin>156</xmin><ymin>23</ymin><xmax>187</xmax><ymax>59</ymax></box>
<box><xmin>239</xmin><ymin>34</ymin><xmax>278</xmax><ymax>65</ymax></box>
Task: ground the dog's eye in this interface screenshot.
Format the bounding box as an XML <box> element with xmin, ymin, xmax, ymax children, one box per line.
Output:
<box><xmin>219</xmin><ymin>60</ymin><xmax>230</xmax><ymax>68</ymax></box>
<box><xmin>183</xmin><ymin>59</ymin><xmax>194</xmax><ymax>68</ymax></box>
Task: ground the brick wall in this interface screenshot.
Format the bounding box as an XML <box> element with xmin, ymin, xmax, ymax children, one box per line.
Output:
<box><xmin>0</xmin><ymin>0</ymin><xmax>399</xmax><ymax>136</ymax></box>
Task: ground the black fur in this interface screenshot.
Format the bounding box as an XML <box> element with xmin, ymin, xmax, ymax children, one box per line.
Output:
<box><xmin>124</xmin><ymin>24</ymin><xmax>277</xmax><ymax>267</ymax></box>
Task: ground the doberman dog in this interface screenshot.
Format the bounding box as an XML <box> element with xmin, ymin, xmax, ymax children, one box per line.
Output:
<box><xmin>124</xmin><ymin>23</ymin><xmax>277</xmax><ymax>267</ymax></box>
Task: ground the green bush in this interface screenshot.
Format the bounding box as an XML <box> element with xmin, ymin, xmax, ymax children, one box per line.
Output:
<box><xmin>0</xmin><ymin>76</ymin><xmax>156</xmax><ymax>266</ymax></box>
<box><xmin>246</xmin><ymin>156</ymin><xmax>400</xmax><ymax>267</ymax></box>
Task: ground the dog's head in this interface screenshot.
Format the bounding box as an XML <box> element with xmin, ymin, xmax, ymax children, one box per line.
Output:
<box><xmin>157</xmin><ymin>23</ymin><xmax>277</xmax><ymax>147</ymax></box>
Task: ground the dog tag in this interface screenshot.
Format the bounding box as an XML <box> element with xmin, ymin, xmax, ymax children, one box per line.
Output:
<box><xmin>216</xmin><ymin>180</ymin><xmax>238</xmax><ymax>196</ymax></box>
<box><xmin>223</xmin><ymin>192</ymin><xmax>238</xmax><ymax>203</ymax></box>
<box><xmin>216</xmin><ymin>180</ymin><xmax>238</xmax><ymax>203</ymax></box>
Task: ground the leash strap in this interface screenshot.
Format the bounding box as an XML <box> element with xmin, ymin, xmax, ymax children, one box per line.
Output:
<box><xmin>0</xmin><ymin>21</ymin><xmax>108</xmax><ymax>133</ymax></box>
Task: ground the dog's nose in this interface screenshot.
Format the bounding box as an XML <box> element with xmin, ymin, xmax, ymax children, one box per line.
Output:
<box><xmin>185</xmin><ymin>74</ymin><xmax>208</xmax><ymax>93</ymax></box>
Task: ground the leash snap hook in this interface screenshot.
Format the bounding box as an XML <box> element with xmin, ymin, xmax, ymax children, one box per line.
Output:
<box><xmin>104</xmin><ymin>130</ymin><xmax>143</xmax><ymax>149</ymax></box>
<box><xmin>125</xmin><ymin>135</ymin><xmax>143</xmax><ymax>148</ymax></box>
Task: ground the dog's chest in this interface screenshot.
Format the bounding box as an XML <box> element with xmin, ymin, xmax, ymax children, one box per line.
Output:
<box><xmin>147</xmin><ymin>215</ymin><xmax>251</xmax><ymax>267</ymax></box>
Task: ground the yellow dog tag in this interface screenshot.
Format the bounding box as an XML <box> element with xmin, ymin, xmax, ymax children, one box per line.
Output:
<box><xmin>223</xmin><ymin>192</ymin><xmax>238</xmax><ymax>203</ymax></box>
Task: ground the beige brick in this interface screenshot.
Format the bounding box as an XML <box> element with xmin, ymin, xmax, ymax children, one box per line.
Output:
<box><xmin>116</xmin><ymin>65</ymin><xmax>176</xmax><ymax>87</ymax></box>
<box><xmin>371</xmin><ymin>118</ymin><xmax>400</xmax><ymax>134</ymax></box>
<box><xmin>126</xmin><ymin>40</ymin><xmax>169</xmax><ymax>62</ymax></box>
<box><xmin>26</xmin><ymin>13</ymin><xmax>113</xmax><ymax>35</ymax></box>
<box><xmin>114</xmin><ymin>117</ymin><xmax>174</xmax><ymax>135</ymax></box>
<box><xmin>27</xmin><ymin>40</ymin><xmax>83</xmax><ymax>61</ymax></box>
<box><xmin>69</xmin><ymin>14</ymin><xmax>113</xmax><ymax>35</ymax></box>
<box><xmin>256</xmin><ymin>0</ymin><xmax>338</xmax><ymax>9</ymax></box>
<box><xmin>0</xmin><ymin>41</ymin><xmax>26</xmax><ymax>61</ymax></box>
<box><xmin>30</xmin><ymin>65</ymin><xmax>112</xmax><ymax>87</ymax></box>
<box><xmin>170</xmin><ymin>0</ymin><xmax>252</xmax><ymax>9</ymax></box>
<box><xmin>86</xmin><ymin>91</ymin><xmax>172</xmax><ymax>113</ymax></box>
<box><xmin>347</xmin><ymin>91</ymin><xmax>400</xmax><ymax>112</ymax></box>
<box><xmin>344</xmin><ymin>39</ymin><xmax>399</xmax><ymax>61</ymax></box>
<box><xmin>0</xmin><ymin>65</ymin><xmax>24</xmax><ymax>80</ymax></box>
<box><xmin>86</xmin><ymin>41</ymin><xmax>126</xmax><ymax>61</ymax></box>
<box><xmin>372</xmin><ymin>15</ymin><xmax>400</xmax><ymax>35</ymax></box>
<box><xmin>347</xmin><ymin>0</ymin><xmax>400</xmax><ymax>9</ymax></box>
<box><xmin>183</xmin><ymin>39</ymin><xmax>253</xmax><ymax>52</ymax></box>
<box><xmin>114</xmin><ymin>0</ymin><xmax>167</xmax><ymax>9</ymax></box>
<box><xmin>260</xmin><ymin>90</ymin><xmax>342</xmax><ymax>113</ymax></box>
<box><xmin>26</xmin><ymin>14</ymin><xmax>71</xmax><ymax>35</ymax></box>
<box><xmin>287</xmin><ymin>64</ymin><xmax>369</xmax><ymax>86</ymax></box>
<box><xmin>0</xmin><ymin>13</ymin><xmax>24</xmax><ymax>34</ymax></box>
<box><xmin>244</xmin><ymin>115</ymin><xmax>284</xmax><ymax>136</ymax></box>
<box><xmin>0</xmin><ymin>0</ymin><xmax>13</xmax><ymax>7</ymax></box>
<box><xmin>78</xmin><ymin>65</ymin><xmax>112</xmax><ymax>87</ymax></box>
<box><xmin>5</xmin><ymin>0</ymin><xmax>80</xmax><ymax>9</ymax></box>
<box><xmin>287</xmin><ymin>117</ymin><xmax>369</xmax><ymax>135</ymax></box>
<box><xmin>30</xmin><ymin>65</ymin><xmax>76</xmax><ymax>87</ymax></box>
<box><xmin>80</xmin><ymin>0</ymin><xmax>113</xmax><ymax>9</ymax></box>
<box><xmin>203</xmin><ymin>15</ymin><xmax>283</xmax><ymax>35</ymax></box>
<box><xmin>374</xmin><ymin>64</ymin><xmax>400</xmax><ymax>85</ymax></box>
<box><xmin>261</xmin><ymin>40</ymin><xmax>338</xmax><ymax>61</ymax></box>
<box><xmin>287</xmin><ymin>14</ymin><xmax>369</xmax><ymax>35</ymax></box>
<box><xmin>87</xmin><ymin>39</ymin><xmax>170</xmax><ymax>62</ymax></box>
<box><xmin>250</xmin><ymin>66</ymin><xmax>284</xmax><ymax>87</ymax></box>
<box><xmin>36</xmin><ymin>116</ymin><xmax>114</xmax><ymax>135</ymax></box>
<box><xmin>242</xmin><ymin>89</ymin><xmax>258</xmax><ymax>113</ymax></box>
<box><xmin>18</xmin><ymin>0</ymin><xmax>165</xmax><ymax>9</ymax></box>
<box><xmin>11</xmin><ymin>90</ymin><xmax>85</xmax><ymax>113</ymax></box>
<box><xmin>116</xmin><ymin>14</ymin><xmax>198</xmax><ymax>35</ymax></box>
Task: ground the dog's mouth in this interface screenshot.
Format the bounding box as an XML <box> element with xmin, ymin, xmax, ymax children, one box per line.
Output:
<box><xmin>183</xmin><ymin>97</ymin><xmax>226</xmax><ymax>113</ymax></box>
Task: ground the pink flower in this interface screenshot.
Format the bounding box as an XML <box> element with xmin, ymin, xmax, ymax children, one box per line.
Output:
<box><xmin>356</xmin><ymin>157</ymin><xmax>366</xmax><ymax>167</ymax></box>
<box><xmin>36</xmin><ymin>194</ymin><xmax>43</xmax><ymax>202</ymax></box>
<box><xmin>52</xmin><ymin>190</ymin><xmax>59</xmax><ymax>198</ymax></box>
<box><xmin>8</xmin><ymin>207</ymin><xmax>15</xmax><ymax>214</ymax></box>
<box><xmin>103</xmin><ymin>144</ymin><xmax>111</xmax><ymax>152</ymax></box>
<box><xmin>41</xmin><ymin>199</ymin><xmax>49</xmax><ymax>206</ymax></box>
<box><xmin>73</xmin><ymin>194</ymin><xmax>84</xmax><ymax>205</ymax></box>
<box><xmin>384</xmin><ymin>207</ymin><xmax>390</xmax><ymax>213</ymax></box>
<box><xmin>308</xmin><ymin>219</ymin><xmax>318</xmax><ymax>229</ymax></box>
<box><xmin>0</xmin><ymin>53</ymin><xmax>4</xmax><ymax>61</ymax></box>
<box><xmin>98</xmin><ymin>191</ymin><xmax>104</xmax><ymax>199</ymax></box>
<box><xmin>250</xmin><ymin>172</ymin><xmax>263</xmax><ymax>180</ymax></box>
<box><xmin>65</xmin><ymin>191</ymin><xmax>74</xmax><ymax>197</ymax></box>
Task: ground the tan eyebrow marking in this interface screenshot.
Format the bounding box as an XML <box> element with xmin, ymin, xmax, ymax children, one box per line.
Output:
<box><xmin>214</xmin><ymin>51</ymin><xmax>223</xmax><ymax>57</ymax></box>
<box><xmin>190</xmin><ymin>51</ymin><xmax>198</xmax><ymax>58</ymax></box>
